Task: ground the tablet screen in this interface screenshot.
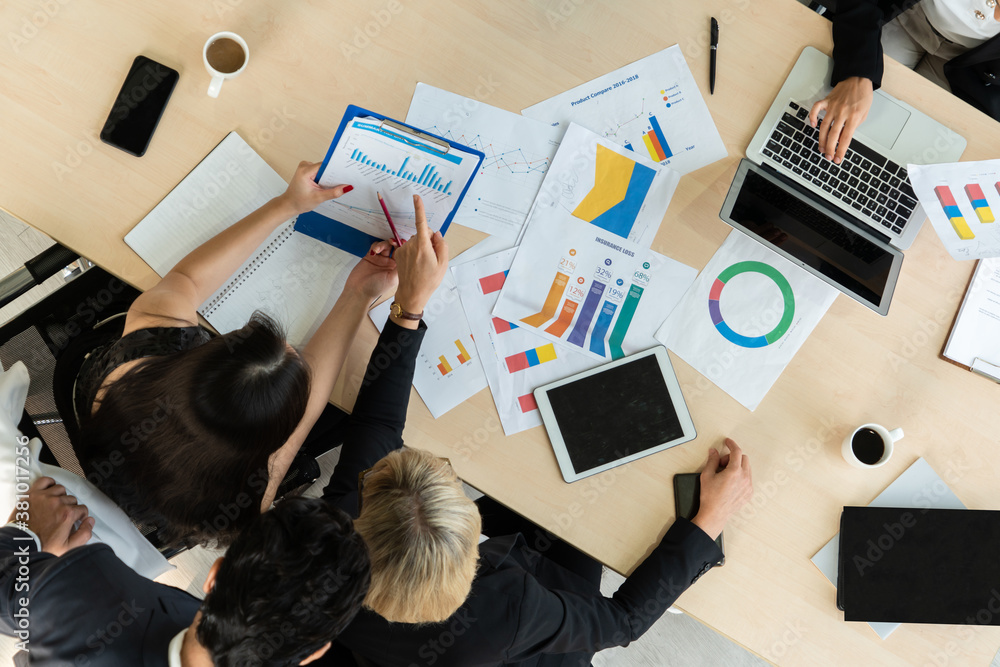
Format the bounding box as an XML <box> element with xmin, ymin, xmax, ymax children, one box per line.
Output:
<box><xmin>545</xmin><ymin>355</ymin><xmax>683</xmax><ymax>474</ymax></box>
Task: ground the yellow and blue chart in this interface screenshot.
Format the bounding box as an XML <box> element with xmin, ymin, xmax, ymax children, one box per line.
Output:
<box><xmin>572</xmin><ymin>145</ymin><xmax>655</xmax><ymax>239</ymax></box>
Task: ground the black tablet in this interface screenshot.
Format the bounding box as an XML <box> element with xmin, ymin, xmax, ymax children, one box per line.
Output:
<box><xmin>534</xmin><ymin>347</ymin><xmax>696</xmax><ymax>483</ymax></box>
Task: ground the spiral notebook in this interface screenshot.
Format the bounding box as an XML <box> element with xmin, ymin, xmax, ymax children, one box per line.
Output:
<box><xmin>124</xmin><ymin>132</ymin><xmax>354</xmax><ymax>345</ymax></box>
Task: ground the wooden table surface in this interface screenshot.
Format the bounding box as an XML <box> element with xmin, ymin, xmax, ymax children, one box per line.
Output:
<box><xmin>3</xmin><ymin>0</ymin><xmax>1000</xmax><ymax>664</ymax></box>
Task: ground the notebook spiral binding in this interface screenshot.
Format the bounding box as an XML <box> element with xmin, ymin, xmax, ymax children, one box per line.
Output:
<box><xmin>200</xmin><ymin>223</ymin><xmax>295</xmax><ymax>318</ymax></box>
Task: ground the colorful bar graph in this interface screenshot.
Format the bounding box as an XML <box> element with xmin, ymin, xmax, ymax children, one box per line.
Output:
<box><xmin>935</xmin><ymin>185</ymin><xmax>975</xmax><ymax>240</ymax></box>
<box><xmin>437</xmin><ymin>356</ymin><xmax>453</xmax><ymax>376</ymax></box>
<box><xmin>517</xmin><ymin>393</ymin><xmax>538</xmax><ymax>413</ymax></box>
<box><xmin>544</xmin><ymin>299</ymin><xmax>579</xmax><ymax>337</ymax></box>
<box><xmin>521</xmin><ymin>272</ymin><xmax>570</xmax><ymax>326</ymax></box>
<box><xmin>492</xmin><ymin>317</ymin><xmax>518</xmax><ymax>334</ymax></box>
<box><xmin>479</xmin><ymin>270</ymin><xmax>507</xmax><ymax>294</ymax></box>
<box><xmin>965</xmin><ymin>184</ymin><xmax>994</xmax><ymax>223</ymax></box>
<box><xmin>648</xmin><ymin>116</ymin><xmax>672</xmax><ymax>159</ymax></box>
<box><xmin>567</xmin><ymin>280</ymin><xmax>607</xmax><ymax>346</ymax></box>
<box><xmin>504</xmin><ymin>343</ymin><xmax>558</xmax><ymax>373</ymax></box>
<box><xmin>608</xmin><ymin>284</ymin><xmax>644</xmax><ymax>360</ymax></box>
<box><xmin>455</xmin><ymin>339</ymin><xmax>471</xmax><ymax>365</ymax></box>
<box><xmin>588</xmin><ymin>301</ymin><xmax>618</xmax><ymax>357</ymax></box>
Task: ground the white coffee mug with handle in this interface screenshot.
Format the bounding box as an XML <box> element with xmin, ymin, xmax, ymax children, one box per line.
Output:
<box><xmin>841</xmin><ymin>423</ymin><xmax>904</xmax><ymax>469</ymax></box>
<box><xmin>203</xmin><ymin>31</ymin><xmax>249</xmax><ymax>98</ymax></box>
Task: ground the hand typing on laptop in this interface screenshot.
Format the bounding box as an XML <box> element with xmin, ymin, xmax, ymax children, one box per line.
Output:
<box><xmin>808</xmin><ymin>77</ymin><xmax>874</xmax><ymax>165</ymax></box>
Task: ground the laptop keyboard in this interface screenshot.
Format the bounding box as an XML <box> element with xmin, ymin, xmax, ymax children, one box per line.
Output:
<box><xmin>761</xmin><ymin>101</ymin><xmax>919</xmax><ymax>237</ymax></box>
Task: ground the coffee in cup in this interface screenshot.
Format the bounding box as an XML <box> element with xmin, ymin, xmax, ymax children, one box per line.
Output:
<box><xmin>203</xmin><ymin>31</ymin><xmax>249</xmax><ymax>98</ymax></box>
<box><xmin>841</xmin><ymin>423</ymin><xmax>903</xmax><ymax>469</ymax></box>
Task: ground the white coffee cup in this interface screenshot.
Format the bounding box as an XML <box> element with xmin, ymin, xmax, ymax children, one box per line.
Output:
<box><xmin>203</xmin><ymin>31</ymin><xmax>249</xmax><ymax>98</ymax></box>
<box><xmin>841</xmin><ymin>423</ymin><xmax>903</xmax><ymax>469</ymax></box>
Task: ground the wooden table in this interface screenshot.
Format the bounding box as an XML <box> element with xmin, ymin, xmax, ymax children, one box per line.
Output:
<box><xmin>4</xmin><ymin>0</ymin><xmax>1000</xmax><ymax>664</ymax></box>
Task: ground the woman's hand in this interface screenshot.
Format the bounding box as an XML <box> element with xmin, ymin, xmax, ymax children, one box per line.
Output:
<box><xmin>392</xmin><ymin>195</ymin><xmax>448</xmax><ymax>317</ymax></box>
<box><xmin>345</xmin><ymin>240</ymin><xmax>398</xmax><ymax>302</ymax></box>
<box><xmin>278</xmin><ymin>161</ymin><xmax>353</xmax><ymax>216</ymax></box>
<box><xmin>809</xmin><ymin>77</ymin><xmax>873</xmax><ymax>164</ymax></box>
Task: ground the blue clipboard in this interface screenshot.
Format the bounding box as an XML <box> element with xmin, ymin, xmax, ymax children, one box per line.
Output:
<box><xmin>295</xmin><ymin>104</ymin><xmax>485</xmax><ymax>256</ymax></box>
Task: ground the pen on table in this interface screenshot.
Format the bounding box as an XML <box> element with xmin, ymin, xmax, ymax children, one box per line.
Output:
<box><xmin>377</xmin><ymin>192</ymin><xmax>403</xmax><ymax>247</ymax></box>
<box><xmin>710</xmin><ymin>17</ymin><xmax>719</xmax><ymax>95</ymax></box>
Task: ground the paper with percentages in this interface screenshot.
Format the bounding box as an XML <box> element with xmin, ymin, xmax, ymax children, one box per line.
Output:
<box><xmin>655</xmin><ymin>231</ymin><xmax>838</xmax><ymax>411</ymax></box>
<box><xmin>523</xmin><ymin>45</ymin><xmax>727</xmax><ymax>176</ymax></box>
<box><xmin>908</xmin><ymin>160</ymin><xmax>1000</xmax><ymax>260</ymax></box>
<box><xmin>454</xmin><ymin>249</ymin><xmax>597</xmax><ymax>435</ymax></box>
<box><xmin>492</xmin><ymin>123</ymin><xmax>683</xmax><ymax>361</ymax></box>
<box><xmin>405</xmin><ymin>83</ymin><xmax>563</xmax><ymax>241</ymax></box>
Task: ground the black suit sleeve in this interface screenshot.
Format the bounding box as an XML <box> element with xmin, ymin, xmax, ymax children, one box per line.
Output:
<box><xmin>0</xmin><ymin>527</ymin><xmax>51</xmax><ymax>634</ymax></box>
<box><xmin>321</xmin><ymin>318</ymin><xmax>426</xmax><ymax>516</ymax></box>
<box><xmin>831</xmin><ymin>0</ymin><xmax>886</xmax><ymax>88</ymax></box>
<box><xmin>505</xmin><ymin>518</ymin><xmax>723</xmax><ymax>660</ymax></box>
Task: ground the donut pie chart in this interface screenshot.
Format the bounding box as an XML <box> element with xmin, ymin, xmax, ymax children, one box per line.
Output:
<box><xmin>709</xmin><ymin>261</ymin><xmax>795</xmax><ymax>348</ymax></box>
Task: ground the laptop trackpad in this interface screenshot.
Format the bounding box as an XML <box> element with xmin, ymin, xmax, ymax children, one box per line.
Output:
<box><xmin>858</xmin><ymin>93</ymin><xmax>910</xmax><ymax>150</ymax></box>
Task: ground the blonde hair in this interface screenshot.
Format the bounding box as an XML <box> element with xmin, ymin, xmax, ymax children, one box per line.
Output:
<box><xmin>353</xmin><ymin>448</ymin><xmax>481</xmax><ymax>623</ymax></box>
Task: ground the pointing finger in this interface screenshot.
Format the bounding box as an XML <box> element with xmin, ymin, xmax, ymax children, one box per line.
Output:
<box><xmin>412</xmin><ymin>195</ymin><xmax>430</xmax><ymax>242</ymax></box>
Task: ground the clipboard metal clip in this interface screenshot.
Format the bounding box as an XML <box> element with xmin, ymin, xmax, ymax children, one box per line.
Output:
<box><xmin>380</xmin><ymin>119</ymin><xmax>450</xmax><ymax>155</ymax></box>
<box><xmin>971</xmin><ymin>357</ymin><xmax>1000</xmax><ymax>383</ymax></box>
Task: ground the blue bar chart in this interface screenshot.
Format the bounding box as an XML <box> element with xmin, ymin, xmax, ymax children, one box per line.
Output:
<box><xmin>348</xmin><ymin>149</ymin><xmax>453</xmax><ymax>194</ymax></box>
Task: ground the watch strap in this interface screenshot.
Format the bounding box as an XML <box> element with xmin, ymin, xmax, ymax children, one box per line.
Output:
<box><xmin>390</xmin><ymin>301</ymin><xmax>423</xmax><ymax>321</ymax></box>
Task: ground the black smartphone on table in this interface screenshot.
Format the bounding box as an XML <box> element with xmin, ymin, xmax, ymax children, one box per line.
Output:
<box><xmin>100</xmin><ymin>55</ymin><xmax>179</xmax><ymax>157</ymax></box>
<box><xmin>673</xmin><ymin>472</ymin><xmax>725</xmax><ymax>566</ymax></box>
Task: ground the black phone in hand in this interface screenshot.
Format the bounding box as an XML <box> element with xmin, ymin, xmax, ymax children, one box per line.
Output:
<box><xmin>673</xmin><ymin>472</ymin><xmax>725</xmax><ymax>566</ymax></box>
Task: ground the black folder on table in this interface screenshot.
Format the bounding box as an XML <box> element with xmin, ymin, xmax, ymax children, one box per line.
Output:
<box><xmin>838</xmin><ymin>506</ymin><xmax>1000</xmax><ymax>625</ymax></box>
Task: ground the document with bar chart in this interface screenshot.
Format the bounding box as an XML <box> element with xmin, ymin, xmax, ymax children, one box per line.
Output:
<box><xmin>296</xmin><ymin>107</ymin><xmax>482</xmax><ymax>256</ymax></box>
<box><xmin>908</xmin><ymin>160</ymin><xmax>1000</xmax><ymax>260</ymax></box>
<box><xmin>518</xmin><ymin>122</ymin><xmax>678</xmax><ymax>247</ymax></box>
<box><xmin>492</xmin><ymin>123</ymin><xmax>689</xmax><ymax>360</ymax></box>
<box><xmin>522</xmin><ymin>45</ymin><xmax>726</xmax><ymax>176</ymax></box>
<box><xmin>368</xmin><ymin>237</ymin><xmax>509</xmax><ymax>418</ymax></box>
<box><xmin>454</xmin><ymin>249</ymin><xmax>598</xmax><ymax>435</ymax></box>
<box><xmin>655</xmin><ymin>231</ymin><xmax>838</xmax><ymax>411</ymax></box>
<box><xmin>405</xmin><ymin>83</ymin><xmax>563</xmax><ymax>241</ymax></box>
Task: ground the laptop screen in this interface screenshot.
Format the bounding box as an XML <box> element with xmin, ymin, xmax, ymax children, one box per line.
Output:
<box><xmin>723</xmin><ymin>161</ymin><xmax>900</xmax><ymax>313</ymax></box>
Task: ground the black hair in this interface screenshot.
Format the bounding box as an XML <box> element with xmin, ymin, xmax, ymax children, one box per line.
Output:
<box><xmin>198</xmin><ymin>497</ymin><xmax>371</xmax><ymax>666</ymax></box>
<box><xmin>78</xmin><ymin>312</ymin><xmax>310</xmax><ymax>548</ymax></box>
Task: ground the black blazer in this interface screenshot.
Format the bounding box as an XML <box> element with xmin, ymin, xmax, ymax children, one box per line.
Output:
<box><xmin>0</xmin><ymin>528</ymin><xmax>200</xmax><ymax>666</ymax></box>
<box><xmin>831</xmin><ymin>0</ymin><xmax>1000</xmax><ymax>119</ymax></box>
<box><xmin>322</xmin><ymin>320</ymin><xmax>724</xmax><ymax>667</ymax></box>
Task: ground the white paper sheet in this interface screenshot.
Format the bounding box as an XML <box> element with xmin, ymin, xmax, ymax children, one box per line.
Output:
<box><xmin>405</xmin><ymin>83</ymin><xmax>563</xmax><ymax>241</ymax></box>
<box><xmin>943</xmin><ymin>257</ymin><xmax>1000</xmax><ymax>368</ymax></box>
<box><xmin>810</xmin><ymin>458</ymin><xmax>966</xmax><ymax>639</ymax></box>
<box><xmin>368</xmin><ymin>237</ymin><xmax>510</xmax><ymax>418</ymax></box>
<box><xmin>523</xmin><ymin>45</ymin><xmax>727</xmax><ymax>176</ymax></box>
<box><xmin>908</xmin><ymin>160</ymin><xmax>1000</xmax><ymax>260</ymax></box>
<box><xmin>314</xmin><ymin>117</ymin><xmax>479</xmax><ymax>240</ymax></box>
<box><xmin>460</xmin><ymin>247</ymin><xmax>695</xmax><ymax>435</ymax></box>
<box><xmin>454</xmin><ymin>249</ymin><xmax>596</xmax><ymax>435</ymax></box>
<box><xmin>655</xmin><ymin>231</ymin><xmax>838</xmax><ymax>411</ymax></box>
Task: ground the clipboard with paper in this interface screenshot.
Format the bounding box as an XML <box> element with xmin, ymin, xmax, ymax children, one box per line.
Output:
<box><xmin>295</xmin><ymin>105</ymin><xmax>484</xmax><ymax>256</ymax></box>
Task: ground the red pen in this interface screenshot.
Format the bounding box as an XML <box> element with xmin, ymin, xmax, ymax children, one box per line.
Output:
<box><xmin>377</xmin><ymin>192</ymin><xmax>403</xmax><ymax>247</ymax></box>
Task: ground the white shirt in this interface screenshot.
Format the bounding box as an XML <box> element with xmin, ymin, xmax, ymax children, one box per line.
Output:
<box><xmin>924</xmin><ymin>0</ymin><xmax>1000</xmax><ymax>49</ymax></box>
<box><xmin>167</xmin><ymin>629</ymin><xmax>186</xmax><ymax>667</ymax></box>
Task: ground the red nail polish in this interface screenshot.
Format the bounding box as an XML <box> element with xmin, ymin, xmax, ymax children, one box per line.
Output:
<box><xmin>343</xmin><ymin>185</ymin><xmax>354</xmax><ymax>193</ymax></box>
<box><xmin>370</xmin><ymin>250</ymin><xmax>375</xmax><ymax>255</ymax></box>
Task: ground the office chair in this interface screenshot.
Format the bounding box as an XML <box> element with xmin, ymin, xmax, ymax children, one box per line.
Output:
<box><xmin>0</xmin><ymin>243</ymin><xmax>346</xmax><ymax>558</ymax></box>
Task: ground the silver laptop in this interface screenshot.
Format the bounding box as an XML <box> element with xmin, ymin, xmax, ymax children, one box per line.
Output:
<box><xmin>720</xmin><ymin>46</ymin><xmax>967</xmax><ymax>315</ymax></box>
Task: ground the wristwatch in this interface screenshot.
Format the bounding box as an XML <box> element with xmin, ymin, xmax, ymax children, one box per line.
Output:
<box><xmin>389</xmin><ymin>301</ymin><xmax>423</xmax><ymax>321</ymax></box>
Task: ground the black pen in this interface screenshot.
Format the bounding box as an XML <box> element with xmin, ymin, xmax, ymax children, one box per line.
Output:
<box><xmin>710</xmin><ymin>17</ymin><xmax>719</xmax><ymax>95</ymax></box>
